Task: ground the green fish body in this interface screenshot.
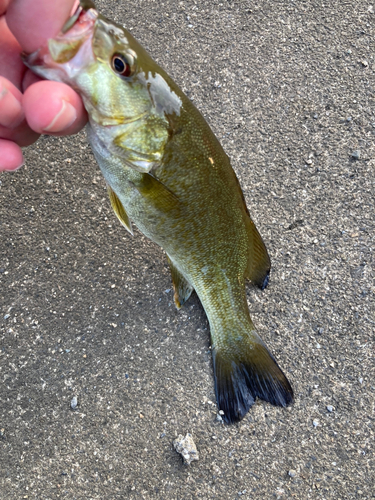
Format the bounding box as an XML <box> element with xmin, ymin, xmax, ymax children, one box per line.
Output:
<box><xmin>24</xmin><ymin>1</ymin><xmax>293</xmax><ymax>423</ymax></box>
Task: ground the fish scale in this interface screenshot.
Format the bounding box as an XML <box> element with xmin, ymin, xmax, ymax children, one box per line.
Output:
<box><xmin>24</xmin><ymin>0</ymin><xmax>293</xmax><ymax>423</ymax></box>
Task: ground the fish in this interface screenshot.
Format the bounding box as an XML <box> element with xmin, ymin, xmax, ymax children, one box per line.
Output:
<box><xmin>23</xmin><ymin>0</ymin><xmax>293</xmax><ymax>423</ymax></box>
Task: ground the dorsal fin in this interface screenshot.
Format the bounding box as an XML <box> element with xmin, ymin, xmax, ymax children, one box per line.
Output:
<box><xmin>244</xmin><ymin>217</ymin><xmax>271</xmax><ymax>290</ymax></box>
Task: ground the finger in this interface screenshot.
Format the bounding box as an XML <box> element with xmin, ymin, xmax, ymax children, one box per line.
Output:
<box><xmin>0</xmin><ymin>76</ymin><xmax>39</xmax><ymax>147</ymax></box>
<box><xmin>0</xmin><ymin>0</ymin><xmax>11</xmax><ymax>16</ymax></box>
<box><xmin>22</xmin><ymin>69</ymin><xmax>42</xmax><ymax>92</ymax></box>
<box><xmin>23</xmin><ymin>81</ymin><xmax>87</xmax><ymax>135</ymax></box>
<box><xmin>6</xmin><ymin>0</ymin><xmax>78</xmax><ymax>53</ymax></box>
<box><xmin>0</xmin><ymin>16</ymin><xmax>24</xmax><ymax>87</ymax></box>
<box><xmin>0</xmin><ymin>119</ymin><xmax>40</xmax><ymax>147</ymax></box>
<box><xmin>0</xmin><ymin>138</ymin><xmax>24</xmax><ymax>171</ymax></box>
<box><xmin>0</xmin><ymin>76</ymin><xmax>24</xmax><ymax>128</ymax></box>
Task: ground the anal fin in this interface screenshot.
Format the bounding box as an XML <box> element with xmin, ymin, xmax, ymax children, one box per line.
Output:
<box><xmin>245</xmin><ymin>217</ymin><xmax>271</xmax><ymax>290</ymax></box>
<box><xmin>107</xmin><ymin>185</ymin><xmax>133</xmax><ymax>235</ymax></box>
<box><xmin>167</xmin><ymin>256</ymin><xmax>194</xmax><ymax>309</ymax></box>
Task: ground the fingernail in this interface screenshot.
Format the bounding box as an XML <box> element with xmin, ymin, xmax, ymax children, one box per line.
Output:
<box><xmin>43</xmin><ymin>99</ymin><xmax>77</xmax><ymax>133</ymax></box>
<box><xmin>0</xmin><ymin>84</ymin><xmax>24</xmax><ymax>129</ymax></box>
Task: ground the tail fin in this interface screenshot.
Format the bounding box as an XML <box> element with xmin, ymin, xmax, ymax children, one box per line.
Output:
<box><xmin>212</xmin><ymin>335</ymin><xmax>293</xmax><ymax>424</ymax></box>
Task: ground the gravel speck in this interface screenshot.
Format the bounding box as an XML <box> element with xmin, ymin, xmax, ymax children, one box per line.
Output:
<box><xmin>70</xmin><ymin>397</ymin><xmax>78</xmax><ymax>410</ymax></box>
<box><xmin>351</xmin><ymin>150</ymin><xmax>361</xmax><ymax>160</ymax></box>
<box><xmin>313</xmin><ymin>419</ymin><xmax>319</xmax><ymax>427</ymax></box>
<box><xmin>327</xmin><ymin>405</ymin><xmax>334</xmax><ymax>412</ymax></box>
<box><xmin>288</xmin><ymin>470</ymin><xmax>297</xmax><ymax>478</ymax></box>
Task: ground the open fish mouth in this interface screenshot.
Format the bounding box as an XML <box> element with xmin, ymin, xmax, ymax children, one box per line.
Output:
<box><xmin>22</xmin><ymin>1</ymin><xmax>98</xmax><ymax>76</ymax></box>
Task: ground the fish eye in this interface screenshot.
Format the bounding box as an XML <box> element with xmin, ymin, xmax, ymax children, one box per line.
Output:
<box><xmin>111</xmin><ymin>53</ymin><xmax>134</xmax><ymax>77</ymax></box>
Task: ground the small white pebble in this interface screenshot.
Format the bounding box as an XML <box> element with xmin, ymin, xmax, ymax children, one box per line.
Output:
<box><xmin>326</xmin><ymin>405</ymin><xmax>334</xmax><ymax>412</ymax></box>
<box><xmin>173</xmin><ymin>433</ymin><xmax>199</xmax><ymax>465</ymax></box>
<box><xmin>288</xmin><ymin>470</ymin><xmax>297</xmax><ymax>477</ymax></box>
<box><xmin>313</xmin><ymin>419</ymin><xmax>319</xmax><ymax>427</ymax></box>
<box><xmin>70</xmin><ymin>397</ymin><xmax>78</xmax><ymax>410</ymax></box>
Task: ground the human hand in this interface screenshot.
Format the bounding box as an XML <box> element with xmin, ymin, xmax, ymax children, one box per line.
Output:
<box><xmin>0</xmin><ymin>0</ymin><xmax>88</xmax><ymax>171</ymax></box>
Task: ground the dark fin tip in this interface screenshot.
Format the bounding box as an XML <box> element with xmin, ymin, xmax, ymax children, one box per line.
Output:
<box><xmin>251</xmin><ymin>266</ymin><xmax>270</xmax><ymax>290</ymax></box>
<box><xmin>213</xmin><ymin>345</ymin><xmax>294</xmax><ymax>425</ymax></box>
<box><xmin>259</xmin><ymin>270</ymin><xmax>270</xmax><ymax>291</ymax></box>
<box><xmin>245</xmin><ymin>216</ymin><xmax>271</xmax><ymax>289</ymax></box>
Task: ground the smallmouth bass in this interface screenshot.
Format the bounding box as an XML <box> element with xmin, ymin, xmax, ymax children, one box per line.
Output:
<box><xmin>24</xmin><ymin>0</ymin><xmax>293</xmax><ymax>423</ymax></box>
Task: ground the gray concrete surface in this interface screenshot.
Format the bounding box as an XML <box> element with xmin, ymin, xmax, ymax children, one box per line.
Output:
<box><xmin>1</xmin><ymin>0</ymin><xmax>374</xmax><ymax>498</ymax></box>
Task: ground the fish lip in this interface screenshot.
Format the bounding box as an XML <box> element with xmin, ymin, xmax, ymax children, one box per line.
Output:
<box><xmin>21</xmin><ymin>49</ymin><xmax>41</xmax><ymax>69</ymax></box>
<box><xmin>61</xmin><ymin>4</ymin><xmax>84</xmax><ymax>34</ymax></box>
<box><xmin>61</xmin><ymin>0</ymin><xmax>97</xmax><ymax>34</ymax></box>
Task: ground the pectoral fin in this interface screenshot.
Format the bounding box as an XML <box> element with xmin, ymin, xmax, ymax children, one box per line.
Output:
<box><xmin>136</xmin><ymin>173</ymin><xmax>180</xmax><ymax>215</ymax></box>
<box><xmin>167</xmin><ymin>255</ymin><xmax>194</xmax><ymax>309</ymax></box>
<box><xmin>107</xmin><ymin>185</ymin><xmax>133</xmax><ymax>235</ymax></box>
<box><xmin>245</xmin><ymin>217</ymin><xmax>271</xmax><ymax>290</ymax></box>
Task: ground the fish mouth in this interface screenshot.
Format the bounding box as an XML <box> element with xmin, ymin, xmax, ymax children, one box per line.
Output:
<box><xmin>22</xmin><ymin>1</ymin><xmax>148</xmax><ymax>128</ymax></box>
<box><xmin>22</xmin><ymin>1</ymin><xmax>98</xmax><ymax>77</ymax></box>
